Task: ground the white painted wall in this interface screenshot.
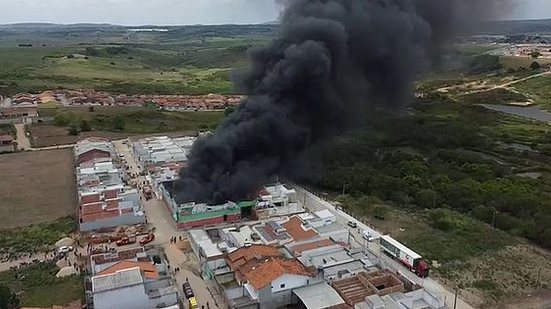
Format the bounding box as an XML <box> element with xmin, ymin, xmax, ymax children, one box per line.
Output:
<box><xmin>270</xmin><ymin>274</ymin><xmax>310</xmax><ymax>293</ymax></box>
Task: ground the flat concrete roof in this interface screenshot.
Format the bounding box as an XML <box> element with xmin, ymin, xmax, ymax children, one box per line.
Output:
<box><xmin>294</xmin><ymin>282</ymin><xmax>345</xmax><ymax>309</ymax></box>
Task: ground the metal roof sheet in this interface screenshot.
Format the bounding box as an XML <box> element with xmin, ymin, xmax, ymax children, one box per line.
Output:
<box><xmin>293</xmin><ymin>282</ymin><xmax>345</xmax><ymax>309</ymax></box>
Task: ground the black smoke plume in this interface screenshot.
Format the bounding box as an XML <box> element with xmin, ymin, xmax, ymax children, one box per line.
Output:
<box><xmin>174</xmin><ymin>0</ymin><xmax>510</xmax><ymax>204</ymax></box>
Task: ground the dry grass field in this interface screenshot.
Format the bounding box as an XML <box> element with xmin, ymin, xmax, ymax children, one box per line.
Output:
<box><xmin>0</xmin><ymin>149</ymin><xmax>75</xmax><ymax>228</ymax></box>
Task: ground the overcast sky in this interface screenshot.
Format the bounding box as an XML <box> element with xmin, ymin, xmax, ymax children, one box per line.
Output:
<box><xmin>0</xmin><ymin>0</ymin><xmax>550</xmax><ymax>25</ymax></box>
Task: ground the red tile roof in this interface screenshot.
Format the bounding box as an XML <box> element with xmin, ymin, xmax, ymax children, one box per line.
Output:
<box><xmin>76</xmin><ymin>149</ymin><xmax>110</xmax><ymax>165</ymax></box>
<box><xmin>104</xmin><ymin>189</ymin><xmax>119</xmax><ymax>199</ymax></box>
<box><xmin>80</xmin><ymin>193</ymin><xmax>100</xmax><ymax>204</ymax></box>
<box><xmin>245</xmin><ymin>258</ymin><xmax>312</xmax><ymax>290</ymax></box>
<box><xmin>293</xmin><ymin>239</ymin><xmax>338</xmax><ymax>255</ymax></box>
<box><xmin>283</xmin><ymin>216</ymin><xmax>318</xmax><ymax>241</ymax></box>
<box><xmin>226</xmin><ymin>244</ymin><xmax>283</xmax><ymax>270</ymax></box>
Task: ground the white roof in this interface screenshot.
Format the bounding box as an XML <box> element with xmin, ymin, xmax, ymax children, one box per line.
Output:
<box><xmin>381</xmin><ymin>235</ymin><xmax>421</xmax><ymax>260</ymax></box>
<box><xmin>92</xmin><ymin>267</ymin><xmax>144</xmax><ymax>293</ymax></box>
<box><xmin>314</xmin><ymin>209</ymin><xmax>335</xmax><ymax>220</ymax></box>
<box><xmin>293</xmin><ymin>282</ymin><xmax>345</xmax><ymax>309</ymax></box>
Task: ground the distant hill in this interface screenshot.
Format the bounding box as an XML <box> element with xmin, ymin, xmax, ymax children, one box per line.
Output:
<box><xmin>480</xmin><ymin>19</ymin><xmax>551</xmax><ymax>35</ymax></box>
<box><xmin>0</xmin><ymin>23</ymin><xmax>278</xmax><ymax>38</ymax></box>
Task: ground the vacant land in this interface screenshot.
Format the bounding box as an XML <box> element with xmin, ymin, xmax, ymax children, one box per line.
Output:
<box><xmin>0</xmin><ymin>261</ymin><xmax>83</xmax><ymax>307</ymax></box>
<box><xmin>0</xmin><ymin>149</ymin><xmax>75</xmax><ymax>227</ymax></box>
<box><xmin>27</xmin><ymin>124</ymin><xmax>139</xmax><ymax>148</ymax></box>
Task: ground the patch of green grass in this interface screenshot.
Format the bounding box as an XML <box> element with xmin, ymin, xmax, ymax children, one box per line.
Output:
<box><xmin>513</xmin><ymin>75</ymin><xmax>551</xmax><ymax>107</ymax></box>
<box><xmin>0</xmin><ymin>262</ymin><xmax>83</xmax><ymax>307</ymax></box>
<box><xmin>460</xmin><ymin>88</ymin><xmax>529</xmax><ymax>105</ymax></box>
<box><xmin>0</xmin><ymin>217</ymin><xmax>76</xmax><ymax>254</ymax></box>
<box><xmin>500</xmin><ymin>56</ymin><xmax>551</xmax><ymax>70</ymax></box>
<box><xmin>50</xmin><ymin>106</ymin><xmax>225</xmax><ymax>134</ymax></box>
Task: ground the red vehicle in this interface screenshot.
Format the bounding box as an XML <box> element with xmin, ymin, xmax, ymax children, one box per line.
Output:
<box><xmin>116</xmin><ymin>236</ymin><xmax>136</xmax><ymax>246</ymax></box>
<box><xmin>380</xmin><ymin>235</ymin><xmax>430</xmax><ymax>278</ymax></box>
<box><xmin>139</xmin><ymin>233</ymin><xmax>155</xmax><ymax>245</ymax></box>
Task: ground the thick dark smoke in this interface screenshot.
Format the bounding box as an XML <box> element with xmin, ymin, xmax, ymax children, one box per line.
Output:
<box><xmin>174</xmin><ymin>0</ymin><xmax>510</xmax><ymax>204</ymax></box>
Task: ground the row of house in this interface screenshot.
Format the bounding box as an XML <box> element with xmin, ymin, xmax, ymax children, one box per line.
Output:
<box><xmin>85</xmin><ymin>247</ymin><xmax>179</xmax><ymax>309</ymax></box>
<box><xmin>152</xmin><ymin>94</ymin><xmax>244</xmax><ymax>111</ymax></box>
<box><xmin>188</xmin><ymin>209</ymin><xmax>446</xmax><ymax>309</ymax></box>
<box><xmin>62</xmin><ymin>90</ymin><xmax>244</xmax><ymax>109</ymax></box>
<box><xmin>75</xmin><ymin>137</ymin><xmax>145</xmax><ymax>231</ymax></box>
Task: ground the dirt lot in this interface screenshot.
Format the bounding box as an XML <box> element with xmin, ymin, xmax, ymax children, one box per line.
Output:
<box><xmin>0</xmin><ymin>149</ymin><xmax>76</xmax><ymax>228</ymax></box>
<box><xmin>27</xmin><ymin>124</ymin><xmax>138</xmax><ymax>148</ymax></box>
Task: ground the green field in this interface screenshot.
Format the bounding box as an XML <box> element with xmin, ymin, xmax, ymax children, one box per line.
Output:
<box><xmin>512</xmin><ymin>75</ymin><xmax>551</xmax><ymax>107</ymax></box>
<box><xmin>0</xmin><ymin>31</ymin><xmax>268</xmax><ymax>96</ymax></box>
<box><xmin>49</xmin><ymin>106</ymin><xmax>225</xmax><ymax>133</ymax></box>
<box><xmin>0</xmin><ymin>262</ymin><xmax>82</xmax><ymax>307</ymax></box>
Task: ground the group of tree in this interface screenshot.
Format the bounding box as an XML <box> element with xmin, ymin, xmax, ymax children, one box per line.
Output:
<box><xmin>0</xmin><ymin>284</ymin><xmax>19</xmax><ymax>309</ymax></box>
<box><xmin>54</xmin><ymin>111</ymin><xmax>92</xmax><ymax>135</ymax></box>
<box><xmin>309</xmin><ymin>101</ymin><xmax>551</xmax><ymax>249</ymax></box>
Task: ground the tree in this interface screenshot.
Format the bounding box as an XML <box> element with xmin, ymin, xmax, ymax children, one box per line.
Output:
<box><xmin>68</xmin><ymin>123</ymin><xmax>79</xmax><ymax>136</ymax></box>
<box><xmin>80</xmin><ymin>120</ymin><xmax>92</xmax><ymax>132</ymax></box>
<box><xmin>416</xmin><ymin>189</ymin><xmax>437</xmax><ymax>209</ymax></box>
<box><xmin>372</xmin><ymin>205</ymin><xmax>389</xmax><ymax>220</ymax></box>
<box><xmin>88</xmin><ymin>106</ymin><xmax>95</xmax><ymax>112</ymax></box>
<box><xmin>530</xmin><ymin>61</ymin><xmax>541</xmax><ymax>70</ymax></box>
<box><xmin>112</xmin><ymin>116</ymin><xmax>126</xmax><ymax>131</ymax></box>
<box><xmin>224</xmin><ymin>106</ymin><xmax>236</xmax><ymax>117</ymax></box>
<box><xmin>53</xmin><ymin>112</ymin><xmax>71</xmax><ymax>126</ymax></box>
<box><xmin>0</xmin><ymin>284</ymin><xmax>20</xmax><ymax>309</ymax></box>
<box><xmin>530</xmin><ymin>51</ymin><xmax>542</xmax><ymax>59</ymax></box>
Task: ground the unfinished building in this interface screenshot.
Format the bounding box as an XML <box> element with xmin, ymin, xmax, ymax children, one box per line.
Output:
<box><xmin>331</xmin><ymin>271</ymin><xmax>404</xmax><ymax>306</ymax></box>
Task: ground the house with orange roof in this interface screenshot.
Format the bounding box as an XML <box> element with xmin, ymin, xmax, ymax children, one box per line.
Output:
<box><xmin>87</xmin><ymin>248</ymin><xmax>179</xmax><ymax>309</ymax></box>
<box><xmin>238</xmin><ymin>257</ymin><xmax>318</xmax><ymax>309</ymax></box>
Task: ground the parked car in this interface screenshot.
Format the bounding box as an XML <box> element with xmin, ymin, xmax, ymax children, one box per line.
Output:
<box><xmin>362</xmin><ymin>230</ymin><xmax>376</xmax><ymax>241</ymax></box>
<box><xmin>347</xmin><ymin>221</ymin><xmax>357</xmax><ymax>228</ymax></box>
<box><xmin>58</xmin><ymin>246</ymin><xmax>73</xmax><ymax>254</ymax></box>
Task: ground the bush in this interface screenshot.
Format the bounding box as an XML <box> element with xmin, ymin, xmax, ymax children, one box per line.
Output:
<box><xmin>80</xmin><ymin>120</ymin><xmax>92</xmax><ymax>132</ymax></box>
<box><xmin>112</xmin><ymin>116</ymin><xmax>126</xmax><ymax>131</ymax></box>
<box><xmin>53</xmin><ymin>112</ymin><xmax>72</xmax><ymax>126</ymax></box>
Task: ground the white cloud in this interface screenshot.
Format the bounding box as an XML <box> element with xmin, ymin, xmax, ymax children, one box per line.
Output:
<box><xmin>0</xmin><ymin>0</ymin><xmax>548</xmax><ymax>25</ymax></box>
<box><xmin>0</xmin><ymin>0</ymin><xmax>281</xmax><ymax>25</ymax></box>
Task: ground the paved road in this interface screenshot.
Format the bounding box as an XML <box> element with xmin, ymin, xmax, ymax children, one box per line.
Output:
<box><xmin>295</xmin><ymin>185</ymin><xmax>475</xmax><ymax>309</ymax></box>
<box><xmin>13</xmin><ymin>123</ymin><xmax>31</xmax><ymax>150</ymax></box>
<box><xmin>113</xmin><ymin>140</ymin><xmax>223</xmax><ymax>309</ymax></box>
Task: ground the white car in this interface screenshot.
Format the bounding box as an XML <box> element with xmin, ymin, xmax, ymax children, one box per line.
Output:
<box><xmin>362</xmin><ymin>230</ymin><xmax>376</xmax><ymax>242</ymax></box>
<box><xmin>58</xmin><ymin>246</ymin><xmax>73</xmax><ymax>254</ymax></box>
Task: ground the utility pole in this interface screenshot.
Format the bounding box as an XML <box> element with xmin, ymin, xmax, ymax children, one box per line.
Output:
<box><xmin>453</xmin><ymin>287</ymin><xmax>459</xmax><ymax>309</ymax></box>
<box><xmin>492</xmin><ymin>210</ymin><xmax>498</xmax><ymax>228</ymax></box>
<box><xmin>342</xmin><ymin>184</ymin><xmax>347</xmax><ymax>195</ymax></box>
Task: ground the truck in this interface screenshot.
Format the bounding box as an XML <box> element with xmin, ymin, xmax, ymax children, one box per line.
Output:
<box><xmin>182</xmin><ymin>282</ymin><xmax>194</xmax><ymax>299</ymax></box>
<box><xmin>380</xmin><ymin>235</ymin><xmax>430</xmax><ymax>278</ymax></box>
<box><xmin>116</xmin><ymin>236</ymin><xmax>136</xmax><ymax>246</ymax></box>
<box><xmin>139</xmin><ymin>233</ymin><xmax>155</xmax><ymax>245</ymax></box>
